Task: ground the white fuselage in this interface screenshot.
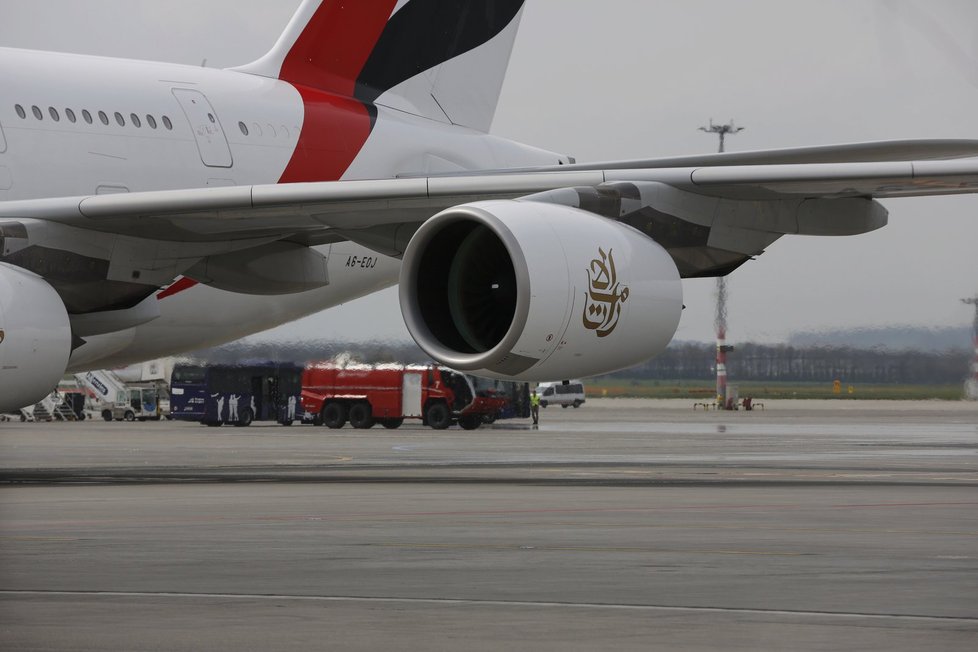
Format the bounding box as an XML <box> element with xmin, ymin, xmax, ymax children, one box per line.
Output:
<box><xmin>0</xmin><ymin>47</ymin><xmax>564</xmax><ymax>369</ymax></box>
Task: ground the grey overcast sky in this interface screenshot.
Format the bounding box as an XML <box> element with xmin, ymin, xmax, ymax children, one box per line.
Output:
<box><xmin>2</xmin><ymin>0</ymin><xmax>977</xmax><ymax>344</ymax></box>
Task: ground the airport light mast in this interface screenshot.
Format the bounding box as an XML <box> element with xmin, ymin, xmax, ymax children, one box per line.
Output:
<box><xmin>963</xmin><ymin>295</ymin><xmax>978</xmax><ymax>399</ymax></box>
<box><xmin>699</xmin><ymin>120</ymin><xmax>744</xmax><ymax>408</ymax></box>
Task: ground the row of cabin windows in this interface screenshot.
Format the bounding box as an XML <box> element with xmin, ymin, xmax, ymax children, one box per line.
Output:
<box><xmin>14</xmin><ymin>104</ymin><xmax>289</xmax><ymax>140</ymax></box>
<box><xmin>14</xmin><ymin>104</ymin><xmax>173</xmax><ymax>130</ymax></box>
<box><xmin>237</xmin><ymin>121</ymin><xmax>297</xmax><ymax>139</ymax></box>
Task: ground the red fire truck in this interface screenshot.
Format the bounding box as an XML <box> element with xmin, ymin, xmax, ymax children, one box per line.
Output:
<box><xmin>301</xmin><ymin>363</ymin><xmax>514</xmax><ymax>430</ymax></box>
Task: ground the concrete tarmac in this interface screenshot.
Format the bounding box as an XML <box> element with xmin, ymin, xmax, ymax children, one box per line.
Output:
<box><xmin>1</xmin><ymin>399</ymin><xmax>976</xmax><ymax>650</ymax></box>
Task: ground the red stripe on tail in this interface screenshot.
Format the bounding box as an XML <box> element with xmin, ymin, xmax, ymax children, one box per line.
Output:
<box><xmin>278</xmin><ymin>1</ymin><xmax>398</xmax><ymax>183</ymax></box>
<box><xmin>279</xmin><ymin>1</ymin><xmax>399</xmax><ymax>98</ymax></box>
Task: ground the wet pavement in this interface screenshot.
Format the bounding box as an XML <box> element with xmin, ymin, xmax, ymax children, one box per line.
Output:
<box><xmin>1</xmin><ymin>399</ymin><xmax>976</xmax><ymax>650</ymax></box>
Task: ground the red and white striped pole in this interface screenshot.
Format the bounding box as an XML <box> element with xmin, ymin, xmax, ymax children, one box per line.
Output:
<box><xmin>716</xmin><ymin>316</ymin><xmax>727</xmax><ymax>407</ymax></box>
<box><xmin>964</xmin><ymin>297</ymin><xmax>978</xmax><ymax>400</ymax></box>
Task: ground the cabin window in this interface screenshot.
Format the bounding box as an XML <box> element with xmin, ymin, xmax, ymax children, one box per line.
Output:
<box><xmin>48</xmin><ymin>107</ymin><xmax>60</xmax><ymax>121</ymax></box>
<box><xmin>98</xmin><ymin>111</ymin><xmax>109</xmax><ymax>125</ymax></box>
<box><xmin>65</xmin><ymin>108</ymin><xmax>76</xmax><ymax>123</ymax></box>
<box><xmin>146</xmin><ymin>114</ymin><xmax>157</xmax><ymax>129</ymax></box>
<box><xmin>130</xmin><ymin>113</ymin><xmax>141</xmax><ymax>128</ymax></box>
<box><xmin>162</xmin><ymin>115</ymin><xmax>173</xmax><ymax>130</ymax></box>
<box><xmin>238</xmin><ymin>121</ymin><xmax>248</xmax><ymax>136</ymax></box>
<box><xmin>31</xmin><ymin>105</ymin><xmax>43</xmax><ymax>120</ymax></box>
<box><xmin>14</xmin><ymin>104</ymin><xmax>26</xmax><ymax>119</ymax></box>
<box><xmin>82</xmin><ymin>109</ymin><xmax>93</xmax><ymax>124</ymax></box>
<box><xmin>114</xmin><ymin>112</ymin><xmax>125</xmax><ymax>127</ymax></box>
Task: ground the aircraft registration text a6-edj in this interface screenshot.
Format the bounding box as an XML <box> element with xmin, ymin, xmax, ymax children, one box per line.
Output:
<box><xmin>2</xmin><ymin>0</ymin><xmax>978</xmax><ymax>411</ymax></box>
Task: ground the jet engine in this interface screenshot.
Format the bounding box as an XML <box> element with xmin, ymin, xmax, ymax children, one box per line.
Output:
<box><xmin>0</xmin><ymin>263</ymin><xmax>72</xmax><ymax>412</ymax></box>
<box><xmin>399</xmin><ymin>200</ymin><xmax>683</xmax><ymax>380</ymax></box>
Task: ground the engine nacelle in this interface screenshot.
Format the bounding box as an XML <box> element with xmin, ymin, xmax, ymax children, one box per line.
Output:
<box><xmin>0</xmin><ymin>263</ymin><xmax>72</xmax><ymax>412</ymax></box>
<box><xmin>399</xmin><ymin>200</ymin><xmax>683</xmax><ymax>380</ymax></box>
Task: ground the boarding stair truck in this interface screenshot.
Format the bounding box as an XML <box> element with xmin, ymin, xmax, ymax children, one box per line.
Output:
<box><xmin>18</xmin><ymin>392</ymin><xmax>76</xmax><ymax>422</ymax></box>
<box><xmin>301</xmin><ymin>363</ymin><xmax>508</xmax><ymax>430</ymax></box>
<box><xmin>76</xmin><ymin>369</ymin><xmax>164</xmax><ymax>421</ymax></box>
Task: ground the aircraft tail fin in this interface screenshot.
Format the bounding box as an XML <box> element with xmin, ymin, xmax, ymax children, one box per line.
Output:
<box><xmin>234</xmin><ymin>0</ymin><xmax>526</xmax><ymax>132</ymax></box>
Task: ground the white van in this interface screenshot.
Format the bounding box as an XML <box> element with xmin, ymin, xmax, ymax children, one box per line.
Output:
<box><xmin>536</xmin><ymin>381</ymin><xmax>586</xmax><ymax>408</ymax></box>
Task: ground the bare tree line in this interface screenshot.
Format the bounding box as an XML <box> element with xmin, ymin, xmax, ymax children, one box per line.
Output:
<box><xmin>613</xmin><ymin>342</ymin><xmax>970</xmax><ymax>384</ymax></box>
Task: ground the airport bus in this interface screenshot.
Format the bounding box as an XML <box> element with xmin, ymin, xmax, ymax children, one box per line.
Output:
<box><xmin>170</xmin><ymin>362</ymin><xmax>302</xmax><ymax>426</ymax></box>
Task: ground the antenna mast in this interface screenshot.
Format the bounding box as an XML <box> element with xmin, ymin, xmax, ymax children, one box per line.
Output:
<box><xmin>699</xmin><ymin>120</ymin><xmax>744</xmax><ymax>408</ymax></box>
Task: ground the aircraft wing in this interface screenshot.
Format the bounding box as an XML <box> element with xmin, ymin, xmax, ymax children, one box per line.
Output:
<box><xmin>2</xmin><ymin>138</ymin><xmax>978</xmax><ymax>261</ymax></box>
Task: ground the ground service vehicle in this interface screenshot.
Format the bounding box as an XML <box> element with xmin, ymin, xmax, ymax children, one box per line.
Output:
<box><xmin>537</xmin><ymin>381</ymin><xmax>586</xmax><ymax>409</ymax></box>
<box><xmin>114</xmin><ymin>385</ymin><xmax>167</xmax><ymax>421</ymax></box>
<box><xmin>170</xmin><ymin>362</ymin><xmax>301</xmax><ymax>426</ymax></box>
<box><xmin>471</xmin><ymin>376</ymin><xmax>532</xmax><ymax>422</ymax></box>
<box><xmin>301</xmin><ymin>364</ymin><xmax>513</xmax><ymax>430</ymax></box>
<box><xmin>77</xmin><ymin>369</ymin><xmax>168</xmax><ymax>421</ymax></box>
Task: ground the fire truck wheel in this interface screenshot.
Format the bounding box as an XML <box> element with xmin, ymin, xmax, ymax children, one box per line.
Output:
<box><xmin>321</xmin><ymin>402</ymin><xmax>347</xmax><ymax>429</ymax></box>
<box><xmin>124</xmin><ymin>410</ymin><xmax>135</xmax><ymax>422</ymax></box>
<box><xmin>102</xmin><ymin>410</ymin><xmax>113</xmax><ymax>422</ymax></box>
<box><xmin>380</xmin><ymin>418</ymin><xmax>403</xmax><ymax>429</ymax></box>
<box><xmin>458</xmin><ymin>415</ymin><xmax>482</xmax><ymax>430</ymax></box>
<box><xmin>426</xmin><ymin>402</ymin><xmax>451</xmax><ymax>430</ymax></box>
<box><xmin>349</xmin><ymin>402</ymin><xmax>375</xmax><ymax>429</ymax></box>
<box><xmin>233</xmin><ymin>408</ymin><xmax>253</xmax><ymax>427</ymax></box>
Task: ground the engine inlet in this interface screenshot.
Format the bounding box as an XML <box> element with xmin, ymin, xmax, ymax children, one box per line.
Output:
<box><xmin>414</xmin><ymin>220</ymin><xmax>517</xmax><ymax>353</ymax></box>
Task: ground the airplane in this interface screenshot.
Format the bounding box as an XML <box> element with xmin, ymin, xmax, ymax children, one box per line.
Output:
<box><xmin>2</xmin><ymin>0</ymin><xmax>978</xmax><ymax>413</ymax></box>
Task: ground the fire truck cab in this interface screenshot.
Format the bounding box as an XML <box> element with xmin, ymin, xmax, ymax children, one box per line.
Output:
<box><xmin>301</xmin><ymin>363</ymin><xmax>506</xmax><ymax>430</ymax></box>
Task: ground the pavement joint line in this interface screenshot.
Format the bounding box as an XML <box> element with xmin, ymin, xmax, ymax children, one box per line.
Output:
<box><xmin>1</xmin><ymin>590</ymin><xmax>975</xmax><ymax>623</ymax></box>
<box><xmin>370</xmin><ymin>542</ymin><xmax>808</xmax><ymax>556</ymax></box>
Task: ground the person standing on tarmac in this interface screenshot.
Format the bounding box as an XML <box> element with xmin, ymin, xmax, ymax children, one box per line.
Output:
<box><xmin>530</xmin><ymin>390</ymin><xmax>540</xmax><ymax>426</ymax></box>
